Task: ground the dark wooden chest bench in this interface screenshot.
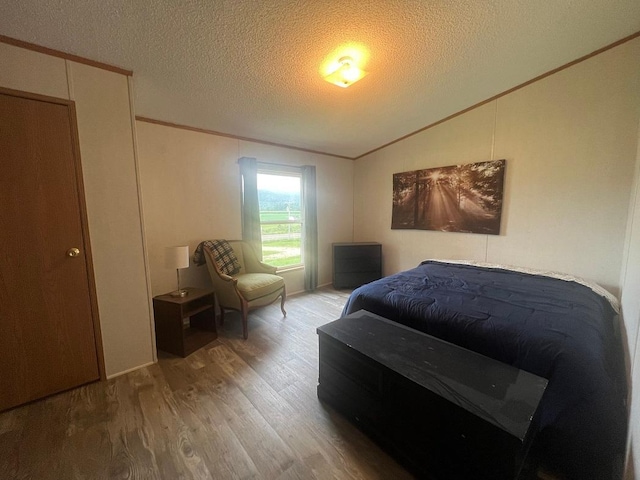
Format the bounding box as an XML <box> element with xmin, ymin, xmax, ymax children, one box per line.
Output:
<box><xmin>317</xmin><ymin>310</ymin><xmax>548</xmax><ymax>480</ymax></box>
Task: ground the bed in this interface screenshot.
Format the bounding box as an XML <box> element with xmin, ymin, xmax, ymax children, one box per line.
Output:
<box><xmin>341</xmin><ymin>260</ymin><xmax>627</xmax><ymax>480</ymax></box>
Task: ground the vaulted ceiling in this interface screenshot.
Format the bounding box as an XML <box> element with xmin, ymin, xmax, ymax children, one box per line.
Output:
<box><xmin>1</xmin><ymin>1</ymin><xmax>639</xmax><ymax>158</ymax></box>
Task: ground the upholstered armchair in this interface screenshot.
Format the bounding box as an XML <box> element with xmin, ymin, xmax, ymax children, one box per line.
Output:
<box><xmin>202</xmin><ymin>240</ymin><xmax>286</xmax><ymax>339</ymax></box>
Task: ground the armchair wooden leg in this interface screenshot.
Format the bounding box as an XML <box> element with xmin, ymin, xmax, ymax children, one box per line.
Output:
<box><xmin>219</xmin><ymin>307</ymin><xmax>225</xmax><ymax>325</ymax></box>
<box><xmin>280</xmin><ymin>287</ymin><xmax>287</xmax><ymax>317</ymax></box>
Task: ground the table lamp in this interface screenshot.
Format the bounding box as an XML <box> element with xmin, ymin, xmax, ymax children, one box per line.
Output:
<box><xmin>165</xmin><ymin>245</ymin><xmax>190</xmax><ymax>297</ymax></box>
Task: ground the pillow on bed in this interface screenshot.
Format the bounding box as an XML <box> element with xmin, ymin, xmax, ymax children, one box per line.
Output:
<box><xmin>210</xmin><ymin>239</ymin><xmax>241</xmax><ymax>276</ymax></box>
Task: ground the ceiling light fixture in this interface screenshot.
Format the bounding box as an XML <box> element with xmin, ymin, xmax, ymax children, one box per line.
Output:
<box><xmin>324</xmin><ymin>56</ymin><xmax>368</xmax><ymax>88</ymax></box>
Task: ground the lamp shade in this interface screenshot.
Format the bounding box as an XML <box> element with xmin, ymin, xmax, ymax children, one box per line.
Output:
<box><xmin>165</xmin><ymin>245</ymin><xmax>190</xmax><ymax>270</ymax></box>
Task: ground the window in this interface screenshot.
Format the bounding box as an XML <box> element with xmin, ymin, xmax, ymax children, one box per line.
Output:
<box><xmin>257</xmin><ymin>167</ymin><xmax>303</xmax><ymax>269</ymax></box>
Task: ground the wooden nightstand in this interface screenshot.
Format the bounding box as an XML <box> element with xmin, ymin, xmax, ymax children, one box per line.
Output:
<box><xmin>152</xmin><ymin>287</ymin><xmax>217</xmax><ymax>357</ymax></box>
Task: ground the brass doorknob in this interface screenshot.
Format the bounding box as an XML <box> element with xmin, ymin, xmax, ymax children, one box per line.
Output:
<box><xmin>67</xmin><ymin>248</ymin><xmax>80</xmax><ymax>257</ymax></box>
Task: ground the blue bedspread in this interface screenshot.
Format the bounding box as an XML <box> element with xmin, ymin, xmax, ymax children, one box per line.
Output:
<box><xmin>342</xmin><ymin>261</ymin><xmax>626</xmax><ymax>480</ymax></box>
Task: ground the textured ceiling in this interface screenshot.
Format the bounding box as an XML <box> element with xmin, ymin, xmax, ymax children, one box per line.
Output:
<box><xmin>1</xmin><ymin>1</ymin><xmax>639</xmax><ymax>158</ymax></box>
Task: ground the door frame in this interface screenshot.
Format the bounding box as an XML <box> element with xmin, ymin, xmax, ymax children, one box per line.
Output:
<box><xmin>1</xmin><ymin>85</ymin><xmax>106</xmax><ymax>381</ymax></box>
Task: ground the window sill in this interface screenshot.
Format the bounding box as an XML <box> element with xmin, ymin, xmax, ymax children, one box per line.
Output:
<box><xmin>276</xmin><ymin>265</ymin><xmax>304</xmax><ymax>274</ymax></box>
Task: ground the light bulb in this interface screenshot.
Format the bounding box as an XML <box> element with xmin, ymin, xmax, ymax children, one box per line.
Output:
<box><xmin>324</xmin><ymin>56</ymin><xmax>368</xmax><ymax>88</ymax></box>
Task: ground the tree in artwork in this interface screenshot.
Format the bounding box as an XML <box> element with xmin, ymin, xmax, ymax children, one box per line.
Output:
<box><xmin>391</xmin><ymin>159</ymin><xmax>506</xmax><ymax>234</ymax></box>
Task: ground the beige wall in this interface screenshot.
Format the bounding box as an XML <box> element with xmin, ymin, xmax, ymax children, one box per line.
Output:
<box><xmin>354</xmin><ymin>38</ymin><xmax>640</xmax><ymax>296</ymax></box>
<box><xmin>135</xmin><ymin>121</ymin><xmax>354</xmax><ymax>297</ymax></box>
<box><xmin>0</xmin><ymin>42</ymin><xmax>155</xmax><ymax>377</ymax></box>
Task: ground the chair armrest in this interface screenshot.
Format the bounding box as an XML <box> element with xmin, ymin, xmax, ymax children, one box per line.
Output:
<box><xmin>208</xmin><ymin>256</ymin><xmax>239</xmax><ymax>285</ymax></box>
<box><xmin>218</xmin><ymin>272</ymin><xmax>238</xmax><ymax>285</ymax></box>
<box><xmin>241</xmin><ymin>243</ymin><xmax>277</xmax><ymax>274</ymax></box>
<box><xmin>255</xmin><ymin>261</ymin><xmax>277</xmax><ymax>275</ymax></box>
<box><xmin>202</xmin><ymin>246</ymin><xmax>240</xmax><ymax>285</ymax></box>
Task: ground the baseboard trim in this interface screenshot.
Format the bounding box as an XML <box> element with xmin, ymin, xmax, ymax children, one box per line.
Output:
<box><xmin>106</xmin><ymin>360</ymin><xmax>156</xmax><ymax>380</ymax></box>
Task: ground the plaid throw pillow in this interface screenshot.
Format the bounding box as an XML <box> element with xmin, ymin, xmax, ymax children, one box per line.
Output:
<box><xmin>210</xmin><ymin>239</ymin><xmax>241</xmax><ymax>276</ymax></box>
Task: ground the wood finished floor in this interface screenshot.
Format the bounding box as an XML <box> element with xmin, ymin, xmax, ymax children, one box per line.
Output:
<box><xmin>0</xmin><ymin>288</ymin><xmax>415</xmax><ymax>480</ymax></box>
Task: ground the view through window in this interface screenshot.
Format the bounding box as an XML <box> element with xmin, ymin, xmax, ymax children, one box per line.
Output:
<box><xmin>257</xmin><ymin>171</ymin><xmax>302</xmax><ymax>268</ymax></box>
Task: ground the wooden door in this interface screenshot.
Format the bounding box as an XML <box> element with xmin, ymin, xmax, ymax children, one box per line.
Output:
<box><xmin>0</xmin><ymin>90</ymin><xmax>102</xmax><ymax>411</ymax></box>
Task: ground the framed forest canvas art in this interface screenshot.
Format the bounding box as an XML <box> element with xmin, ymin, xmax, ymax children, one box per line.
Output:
<box><xmin>392</xmin><ymin>159</ymin><xmax>506</xmax><ymax>235</ymax></box>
